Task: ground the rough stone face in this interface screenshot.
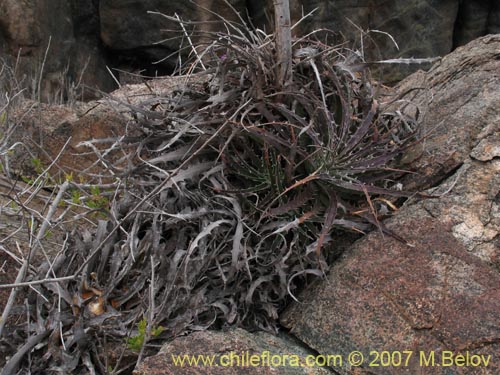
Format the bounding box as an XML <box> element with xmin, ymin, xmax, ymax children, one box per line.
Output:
<box><xmin>391</xmin><ymin>34</ymin><xmax>500</xmax><ymax>191</ymax></box>
<box><xmin>134</xmin><ymin>328</ymin><xmax>333</xmax><ymax>375</ymax></box>
<box><xmin>490</xmin><ymin>1</ymin><xmax>500</xmax><ymax>34</ymax></box>
<box><xmin>0</xmin><ymin>0</ymin><xmax>115</xmax><ymax>101</ymax></box>
<box><xmin>99</xmin><ymin>0</ymin><xmax>246</xmax><ymax>69</ymax></box>
<box><xmin>289</xmin><ymin>0</ymin><xmax>498</xmax><ymax>63</ymax></box>
<box><xmin>95</xmin><ymin>0</ymin><xmax>500</xmax><ymax>82</ymax></box>
<box><xmin>280</xmin><ymin>34</ymin><xmax>500</xmax><ymax>375</ymax></box>
<box><xmin>98</xmin><ymin>0</ymin><xmax>469</xmax><ymax>82</ymax></box>
<box><xmin>67</xmin><ymin>0</ymin><xmax>118</xmax><ymax>98</ymax></box>
<box><xmin>454</xmin><ymin>0</ymin><xmax>491</xmax><ymax>46</ymax></box>
<box><xmin>288</xmin><ymin>0</ymin><xmax>459</xmax><ymax>81</ymax></box>
<box><xmin>281</xmin><ymin>160</ymin><xmax>500</xmax><ymax>374</ymax></box>
<box><xmin>285</xmin><ymin>0</ymin><xmax>496</xmax><ymax>82</ymax></box>
<box><xmin>0</xmin><ymin>0</ymin><xmax>43</xmax><ymax>49</ymax></box>
<box><xmin>1</xmin><ymin>1</ymin><xmax>499</xmax><ymax>98</ymax></box>
<box><xmin>281</xmin><ymin>217</ymin><xmax>500</xmax><ymax>375</ymax></box>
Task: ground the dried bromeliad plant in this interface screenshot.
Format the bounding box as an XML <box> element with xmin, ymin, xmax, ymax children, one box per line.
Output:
<box><xmin>1</xmin><ymin>14</ymin><xmax>424</xmax><ymax>375</ymax></box>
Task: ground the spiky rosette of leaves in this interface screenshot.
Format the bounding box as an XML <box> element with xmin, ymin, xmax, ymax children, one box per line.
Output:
<box><xmin>113</xmin><ymin>23</ymin><xmax>421</xmax><ymax>332</ymax></box>
<box><xmin>3</xmin><ymin>18</ymin><xmax>423</xmax><ymax>375</ymax></box>
<box><xmin>191</xmin><ymin>29</ymin><xmax>419</xmax><ymax>255</ymax></box>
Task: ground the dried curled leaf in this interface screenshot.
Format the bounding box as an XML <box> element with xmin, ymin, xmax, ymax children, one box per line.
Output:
<box><xmin>3</xmin><ymin>13</ymin><xmax>422</xmax><ymax>375</ymax></box>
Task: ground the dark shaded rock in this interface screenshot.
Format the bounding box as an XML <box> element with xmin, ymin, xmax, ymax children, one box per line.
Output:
<box><xmin>96</xmin><ymin>0</ymin><xmax>498</xmax><ymax>83</ymax></box>
<box><xmin>69</xmin><ymin>0</ymin><xmax>101</xmax><ymax>38</ymax></box>
<box><xmin>269</xmin><ymin>0</ymin><xmax>461</xmax><ymax>57</ymax></box>
<box><xmin>258</xmin><ymin>0</ymin><xmax>498</xmax><ymax>81</ymax></box>
<box><xmin>2</xmin><ymin>0</ymin><xmax>499</xmax><ymax>100</ymax></box>
<box><xmin>280</xmin><ymin>33</ymin><xmax>500</xmax><ymax>375</ymax></box>
<box><xmin>285</xmin><ymin>0</ymin><xmax>460</xmax><ymax>82</ymax></box>
<box><xmin>95</xmin><ymin>0</ymin><xmax>500</xmax><ymax>84</ymax></box>
<box><xmin>489</xmin><ymin>1</ymin><xmax>500</xmax><ymax>34</ymax></box>
<box><xmin>99</xmin><ymin>0</ymin><xmax>246</xmax><ymax>69</ymax></box>
<box><xmin>453</xmin><ymin>0</ymin><xmax>492</xmax><ymax>47</ymax></box>
<box><xmin>67</xmin><ymin>0</ymin><xmax>117</xmax><ymax>98</ymax></box>
<box><xmin>134</xmin><ymin>328</ymin><xmax>333</xmax><ymax>375</ymax></box>
<box><xmin>0</xmin><ymin>0</ymin><xmax>115</xmax><ymax>101</ymax></box>
<box><xmin>69</xmin><ymin>42</ymin><xmax>117</xmax><ymax>99</ymax></box>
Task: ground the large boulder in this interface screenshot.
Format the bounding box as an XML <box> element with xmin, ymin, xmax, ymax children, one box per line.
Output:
<box><xmin>98</xmin><ymin>0</ymin><xmax>462</xmax><ymax>81</ymax></box>
<box><xmin>286</xmin><ymin>0</ymin><xmax>498</xmax><ymax>81</ymax></box>
<box><xmin>99</xmin><ymin>0</ymin><xmax>247</xmax><ymax>71</ymax></box>
<box><xmin>0</xmin><ymin>0</ymin><xmax>115</xmax><ymax>101</ymax></box>
<box><xmin>284</xmin><ymin>0</ymin><xmax>498</xmax><ymax>82</ymax></box>
<box><xmin>280</xmin><ymin>35</ymin><xmax>500</xmax><ymax>374</ymax></box>
<box><xmin>393</xmin><ymin>34</ymin><xmax>500</xmax><ymax>191</ymax></box>
<box><xmin>294</xmin><ymin>1</ymin><xmax>458</xmax><ymax>55</ymax></box>
<box><xmin>134</xmin><ymin>328</ymin><xmax>333</xmax><ymax>375</ymax></box>
<box><xmin>282</xmin><ymin>215</ymin><xmax>500</xmax><ymax>375</ymax></box>
<box><xmin>93</xmin><ymin>0</ymin><xmax>500</xmax><ymax>85</ymax></box>
<box><xmin>454</xmin><ymin>0</ymin><xmax>500</xmax><ymax>46</ymax></box>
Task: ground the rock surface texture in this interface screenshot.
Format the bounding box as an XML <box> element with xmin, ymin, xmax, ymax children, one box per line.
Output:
<box><xmin>0</xmin><ymin>0</ymin><xmax>116</xmax><ymax>101</ymax></box>
<box><xmin>281</xmin><ymin>35</ymin><xmax>500</xmax><ymax>375</ymax></box>
<box><xmin>395</xmin><ymin>34</ymin><xmax>500</xmax><ymax>191</ymax></box>
<box><xmin>1</xmin><ymin>0</ymin><xmax>499</xmax><ymax>98</ymax></box>
<box><xmin>6</xmin><ymin>100</ymin><xmax>139</xmax><ymax>181</ymax></box>
<box><xmin>99</xmin><ymin>0</ymin><xmax>246</xmax><ymax>64</ymax></box>
<box><xmin>134</xmin><ymin>328</ymin><xmax>333</xmax><ymax>375</ymax></box>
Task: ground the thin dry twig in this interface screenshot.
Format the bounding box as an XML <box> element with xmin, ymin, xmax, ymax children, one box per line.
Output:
<box><xmin>0</xmin><ymin>181</ymin><xmax>69</xmax><ymax>336</ymax></box>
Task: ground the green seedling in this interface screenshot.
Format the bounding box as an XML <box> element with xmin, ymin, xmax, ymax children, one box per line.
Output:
<box><xmin>87</xmin><ymin>186</ymin><xmax>109</xmax><ymax>210</ymax></box>
<box><xmin>31</xmin><ymin>158</ymin><xmax>44</xmax><ymax>174</ymax></box>
<box><xmin>126</xmin><ymin>317</ymin><xmax>164</xmax><ymax>352</ymax></box>
<box><xmin>71</xmin><ymin>189</ymin><xmax>82</xmax><ymax>205</ymax></box>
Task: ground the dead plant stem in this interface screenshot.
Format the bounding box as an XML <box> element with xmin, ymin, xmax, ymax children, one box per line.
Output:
<box><xmin>0</xmin><ymin>180</ymin><xmax>69</xmax><ymax>337</ymax></box>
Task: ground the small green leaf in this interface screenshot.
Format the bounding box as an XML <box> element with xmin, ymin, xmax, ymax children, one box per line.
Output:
<box><xmin>90</xmin><ymin>185</ymin><xmax>101</xmax><ymax>196</ymax></box>
<box><xmin>31</xmin><ymin>158</ymin><xmax>44</xmax><ymax>174</ymax></box>
<box><xmin>71</xmin><ymin>189</ymin><xmax>81</xmax><ymax>204</ymax></box>
<box><xmin>125</xmin><ymin>318</ymin><xmax>164</xmax><ymax>352</ymax></box>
